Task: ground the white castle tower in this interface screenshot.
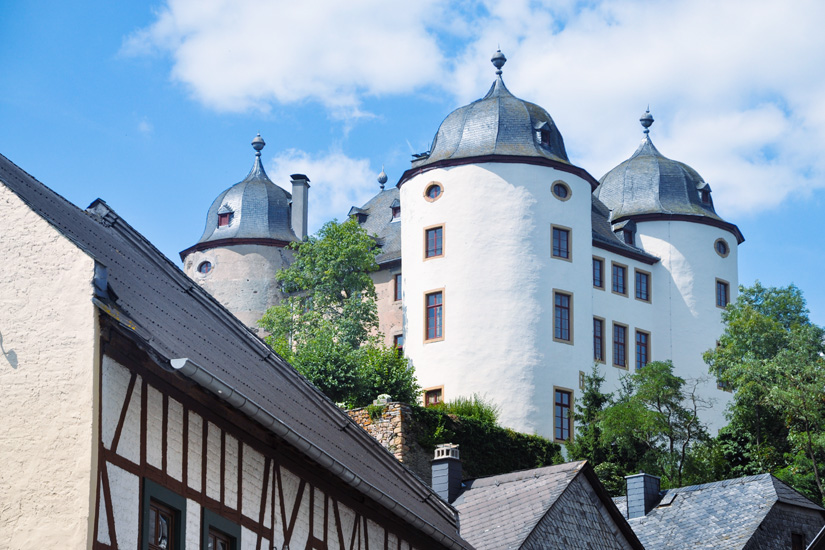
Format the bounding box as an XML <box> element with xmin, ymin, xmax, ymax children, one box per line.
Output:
<box><xmin>181</xmin><ymin>134</ymin><xmax>310</xmax><ymax>329</ymax></box>
<box><xmin>389</xmin><ymin>51</ymin><xmax>742</xmax><ymax>438</ymax></box>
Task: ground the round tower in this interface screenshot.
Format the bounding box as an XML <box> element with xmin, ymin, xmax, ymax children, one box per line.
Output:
<box><xmin>399</xmin><ymin>52</ymin><xmax>598</xmax><ymax>437</ymax></box>
<box><xmin>596</xmin><ymin>112</ymin><xmax>743</xmax><ymax>429</ymax></box>
<box><xmin>180</xmin><ymin>135</ymin><xmax>310</xmax><ymax>329</ymax></box>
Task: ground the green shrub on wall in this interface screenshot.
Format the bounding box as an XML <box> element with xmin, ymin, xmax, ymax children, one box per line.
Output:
<box><xmin>409</xmin><ymin>405</ymin><xmax>563</xmax><ymax>479</ymax></box>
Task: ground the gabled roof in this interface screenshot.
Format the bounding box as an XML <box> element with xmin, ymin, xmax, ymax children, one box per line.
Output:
<box><xmin>350</xmin><ymin>187</ymin><xmax>401</xmax><ymax>265</ymax></box>
<box><xmin>0</xmin><ymin>153</ymin><xmax>469</xmax><ymax>550</ymax></box>
<box><xmin>613</xmin><ymin>474</ymin><xmax>824</xmax><ymax>550</ymax></box>
<box><xmin>453</xmin><ymin>461</ymin><xmax>644</xmax><ymax>550</ymax></box>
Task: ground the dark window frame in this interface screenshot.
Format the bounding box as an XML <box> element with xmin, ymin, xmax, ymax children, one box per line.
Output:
<box><xmin>552</xmin><ymin>226</ymin><xmax>571</xmax><ymax>260</ymax></box>
<box><xmin>635</xmin><ymin>269</ymin><xmax>651</xmax><ymax>303</ymax></box>
<box><xmin>141</xmin><ymin>479</ymin><xmax>186</xmax><ymax>550</ymax></box>
<box><xmin>424</xmin><ymin>386</ymin><xmax>443</xmax><ymax>407</ymax></box>
<box><xmin>394</xmin><ymin>273</ymin><xmax>402</xmax><ymax>301</ymax></box>
<box><xmin>593</xmin><ymin>317</ymin><xmax>605</xmax><ymax>363</ymax></box>
<box><xmin>593</xmin><ymin>257</ymin><xmax>604</xmax><ymax>289</ymax></box>
<box><xmin>553</xmin><ymin>291</ymin><xmax>572</xmax><ymax>343</ymax></box>
<box><xmin>217</xmin><ymin>212</ymin><xmax>233</xmax><ymax>227</ymax></box>
<box><xmin>636</xmin><ymin>330</ymin><xmax>650</xmax><ymax>370</ymax></box>
<box><xmin>393</xmin><ymin>334</ymin><xmax>404</xmax><ymax>356</ymax></box>
<box><xmin>424</xmin><ymin>226</ymin><xmax>444</xmax><ymax>259</ymax></box>
<box><xmin>716</xmin><ymin>279</ymin><xmax>730</xmax><ymax>308</ymax></box>
<box><xmin>425</xmin><ymin>290</ymin><xmax>444</xmax><ymax>341</ymax></box>
<box><xmin>612</xmin><ymin>263</ymin><xmax>628</xmax><ymax>296</ymax></box>
<box><xmin>202</xmin><ymin>507</ymin><xmax>241</xmax><ymax>550</ymax></box>
<box><xmin>613</xmin><ymin>323</ymin><xmax>628</xmax><ymax>369</ymax></box>
<box><xmin>554</xmin><ymin>388</ymin><xmax>573</xmax><ymax>442</ymax></box>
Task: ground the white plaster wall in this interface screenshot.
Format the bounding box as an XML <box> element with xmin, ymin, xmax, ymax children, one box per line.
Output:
<box><xmin>241</xmin><ymin>443</ymin><xmax>266</xmax><ymax>520</ymax></box>
<box><xmin>206</xmin><ymin>421</ymin><xmax>222</xmax><ymax>500</ymax></box>
<box><xmin>400</xmin><ymin>163</ymin><xmax>593</xmax><ymax>437</ymax></box>
<box><xmin>107</xmin><ymin>462</ymin><xmax>140</xmax><ymax>547</ymax></box>
<box><xmin>225</xmin><ymin>434</ymin><xmax>239</xmax><ymax>508</ymax></box>
<box><xmin>186</xmin><ymin>499</ymin><xmax>201</xmax><ymax>549</ymax></box>
<box><xmin>635</xmin><ymin>220</ymin><xmax>739</xmax><ymax>431</ymax></box>
<box><xmin>146</xmin><ymin>385</ymin><xmax>164</xmax><ymax>469</ymax></box>
<box><xmin>188</xmin><ymin>411</ymin><xmax>204</xmax><ymax>491</ymax></box>
<box><xmin>183</xmin><ymin>244</ymin><xmax>293</xmax><ymax>329</ymax></box>
<box><xmin>167</xmin><ymin>398</ymin><xmax>184</xmax><ymax>481</ymax></box>
<box><xmin>0</xmin><ymin>183</ymin><xmax>98</xmax><ymax>549</ymax></box>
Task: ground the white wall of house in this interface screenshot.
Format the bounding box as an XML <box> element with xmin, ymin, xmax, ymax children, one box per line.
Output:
<box><xmin>0</xmin><ymin>182</ymin><xmax>99</xmax><ymax>549</ymax></box>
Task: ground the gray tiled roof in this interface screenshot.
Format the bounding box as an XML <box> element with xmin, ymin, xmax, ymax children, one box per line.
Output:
<box><xmin>413</xmin><ymin>76</ymin><xmax>569</xmax><ymax>169</ymax></box>
<box><xmin>453</xmin><ymin>461</ymin><xmax>643</xmax><ymax>550</ymax></box>
<box><xmin>351</xmin><ymin>187</ymin><xmax>401</xmax><ymax>265</ymax></box>
<box><xmin>613</xmin><ymin>474</ymin><xmax>824</xmax><ymax>550</ymax></box>
<box><xmin>591</xmin><ymin>195</ymin><xmax>659</xmax><ymax>264</ymax></box>
<box><xmin>596</xmin><ymin>134</ymin><xmax>722</xmax><ymax>223</ymax></box>
<box><xmin>196</xmin><ymin>153</ymin><xmax>298</xmax><ymax>245</ymax></box>
<box><xmin>0</xmin><ymin>153</ymin><xmax>469</xmax><ymax>550</ymax></box>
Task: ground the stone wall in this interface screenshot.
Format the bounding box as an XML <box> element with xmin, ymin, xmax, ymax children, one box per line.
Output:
<box><xmin>346</xmin><ymin>403</ymin><xmax>433</xmax><ymax>484</ymax></box>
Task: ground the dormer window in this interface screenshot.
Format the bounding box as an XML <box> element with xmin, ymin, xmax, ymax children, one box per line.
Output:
<box><xmin>218</xmin><ymin>212</ymin><xmax>233</xmax><ymax>227</ymax></box>
<box><xmin>392</xmin><ymin>206</ymin><xmax>400</xmax><ymax>219</ymax></box>
<box><xmin>541</xmin><ymin>129</ymin><xmax>550</xmax><ymax>146</ymax></box>
<box><xmin>700</xmin><ymin>189</ymin><xmax>711</xmax><ymax>204</ymax></box>
<box><xmin>623</xmin><ymin>229</ymin><xmax>634</xmax><ymax>246</ymax></box>
<box><xmin>534</xmin><ymin>121</ymin><xmax>551</xmax><ymax>148</ymax></box>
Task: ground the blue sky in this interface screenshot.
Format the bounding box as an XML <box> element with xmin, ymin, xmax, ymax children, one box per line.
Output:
<box><xmin>3</xmin><ymin>0</ymin><xmax>825</xmax><ymax>324</ymax></box>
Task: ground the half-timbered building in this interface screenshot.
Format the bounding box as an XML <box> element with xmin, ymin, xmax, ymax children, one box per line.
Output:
<box><xmin>0</xmin><ymin>152</ymin><xmax>470</xmax><ymax>550</ymax></box>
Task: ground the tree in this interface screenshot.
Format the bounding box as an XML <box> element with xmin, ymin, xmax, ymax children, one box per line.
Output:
<box><xmin>600</xmin><ymin>361</ymin><xmax>711</xmax><ymax>488</ymax></box>
<box><xmin>258</xmin><ymin>219</ymin><xmax>420</xmax><ymax>407</ymax></box>
<box><xmin>567</xmin><ymin>364</ymin><xmax>612</xmax><ymax>464</ymax></box>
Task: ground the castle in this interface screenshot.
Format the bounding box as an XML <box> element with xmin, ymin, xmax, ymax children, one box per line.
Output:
<box><xmin>182</xmin><ymin>51</ymin><xmax>742</xmax><ymax>440</ymax></box>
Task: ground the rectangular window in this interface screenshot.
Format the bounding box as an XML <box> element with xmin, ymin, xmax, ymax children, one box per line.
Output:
<box><xmin>594</xmin><ymin>318</ymin><xmax>605</xmax><ymax>362</ymax></box>
<box><xmin>202</xmin><ymin>508</ymin><xmax>241</xmax><ymax>550</ymax></box>
<box><xmin>424</xmin><ymin>387</ymin><xmax>443</xmax><ymax>407</ymax></box>
<box><xmin>613</xmin><ymin>324</ymin><xmax>627</xmax><ymax>368</ymax></box>
<box><xmin>593</xmin><ymin>257</ymin><xmax>604</xmax><ymax>289</ymax></box>
<box><xmin>425</xmin><ymin>226</ymin><xmax>443</xmax><ymax>258</ymax></box>
<box><xmin>553</xmin><ymin>291</ymin><xmax>572</xmax><ymax>342</ymax></box>
<box><xmin>394</xmin><ymin>334</ymin><xmax>404</xmax><ymax>356</ymax></box>
<box><xmin>636</xmin><ymin>330</ymin><xmax>649</xmax><ymax>369</ymax></box>
<box><xmin>792</xmin><ymin>533</ymin><xmax>805</xmax><ymax>550</ymax></box>
<box><xmin>635</xmin><ymin>270</ymin><xmax>651</xmax><ymax>302</ymax></box>
<box><xmin>623</xmin><ymin>229</ymin><xmax>634</xmax><ymax>245</ymax></box>
<box><xmin>612</xmin><ymin>263</ymin><xmax>627</xmax><ymax>295</ymax></box>
<box><xmin>425</xmin><ymin>291</ymin><xmax>443</xmax><ymax>341</ymax></box>
<box><xmin>394</xmin><ymin>273</ymin><xmax>402</xmax><ymax>301</ymax></box>
<box><xmin>716</xmin><ymin>279</ymin><xmax>730</xmax><ymax>308</ymax></box>
<box><xmin>552</xmin><ymin>226</ymin><xmax>570</xmax><ymax>260</ymax></box>
<box><xmin>218</xmin><ymin>212</ymin><xmax>232</xmax><ymax>227</ymax></box>
<box><xmin>142</xmin><ymin>479</ymin><xmax>186</xmax><ymax>550</ymax></box>
<box><xmin>554</xmin><ymin>389</ymin><xmax>572</xmax><ymax>441</ymax></box>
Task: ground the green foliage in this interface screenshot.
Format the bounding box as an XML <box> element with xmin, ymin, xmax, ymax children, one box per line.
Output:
<box><xmin>430</xmin><ymin>394</ymin><xmax>500</xmax><ymax>425</ymax></box>
<box><xmin>705</xmin><ymin>282</ymin><xmax>825</xmax><ymax>502</ymax></box>
<box><xmin>567</xmin><ymin>364</ymin><xmax>612</xmax><ymax>464</ymax></box>
<box><xmin>258</xmin><ymin>219</ymin><xmax>420</xmax><ymax>408</ymax></box>
<box><xmin>410</xmin><ymin>405</ymin><xmax>563</xmax><ymax>479</ymax></box>
<box><xmin>600</xmin><ymin>361</ymin><xmax>710</xmax><ymax>488</ymax></box>
<box><xmin>366</xmin><ymin>404</ymin><xmax>385</xmax><ymax>422</ymax></box>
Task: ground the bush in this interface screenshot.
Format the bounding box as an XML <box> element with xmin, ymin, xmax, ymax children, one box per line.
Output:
<box><xmin>430</xmin><ymin>393</ymin><xmax>500</xmax><ymax>425</ymax></box>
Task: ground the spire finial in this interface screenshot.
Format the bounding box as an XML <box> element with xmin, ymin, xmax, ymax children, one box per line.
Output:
<box><xmin>377</xmin><ymin>165</ymin><xmax>388</xmax><ymax>190</ymax></box>
<box><xmin>491</xmin><ymin>49</ymin><xmax>507</xmax><ymax>76</ymax></box>
<box><xmin>640</xmin><ymin>108</ymin><xmax>654</xmax><ymax>135</ymax></box>
<box><xmin>251</xmin><ymin>133</ymin><xmax>265</xmax><ymax>156</ymax></box>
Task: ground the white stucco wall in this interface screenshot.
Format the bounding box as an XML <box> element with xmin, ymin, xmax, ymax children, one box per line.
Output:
<box><xmin>0</xmin><ymin>182</ymin><xmax>98</xmax><ymax>548</ymax></box>
<box><xmin>400</xmin><ymin>163</ymin><xmax>594</xmax><ymax>438</ymax></box>
<box><xmin>183</xmin><ymin>244</ymin><xmax>293</xmax><ymax>329</ymax></box>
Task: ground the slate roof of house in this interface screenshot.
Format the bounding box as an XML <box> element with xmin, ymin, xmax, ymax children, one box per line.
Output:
<box><xmin>348</xmin><ymin>187</ymin><xmax>401</xmax><ymax>265</ymax></box>
<box><xmin>612</xmin><ymin>473</ymin><xmax>824</xmax><ymax>550</ymax></box>
<box><xmin>0</xmin><ymin>153</ymin><xmax>470</xmax><ymax>550</ymax></box>
<box><xmin>452</xmin><ymin>461</ymin><xmax>644</xmax><ymax>550</ymax></box>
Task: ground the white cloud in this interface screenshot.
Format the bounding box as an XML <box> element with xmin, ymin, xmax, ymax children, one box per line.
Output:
<box><xmin>265</xmin><ymin>149</ymin><xmax>381</xmax><ymax>234</ymax></box>
<box><xmin>128</xmin><ymin>0</ymin><xmax>825</xmax><ymax>216</ymax></box>
<box><xmin>137</xmin><ymin>118</ymin><xmax>153</xmax><ymax>135</ymax></box>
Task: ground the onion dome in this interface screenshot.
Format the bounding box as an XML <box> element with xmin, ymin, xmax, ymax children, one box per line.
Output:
<box><xmin>595</xmin><ymin>111</ymin><xmax>744</xmax><ymax>243</ymax></box>
<box><xmin>412</xmin><ymin>50</ymin><xmax>568</xmax><ymax>169</ymax></box>
<box><xmin>195</xmin><ymin>134</ymin><xmax>297</xmax><ymax>247</ymax></box>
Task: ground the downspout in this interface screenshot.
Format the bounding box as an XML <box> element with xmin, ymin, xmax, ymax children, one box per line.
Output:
<box><xmin>170</xmin><ymin>358</ymin><xmax>467</xmax><ymax>550</ymax></box>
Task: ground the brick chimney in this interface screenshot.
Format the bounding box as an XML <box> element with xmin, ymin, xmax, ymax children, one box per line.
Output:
<box><xmin>625</xmin><ymin>472</ymin><xmax>661</xmax><ymax>519</ymax></box>
<box><xmin>290</xmin><ymin>174</ymin><xmax>310</xmax><ymax>240</ymax></box>
<box><xmin>432</xmin><ymin>444</ymin><xmax>462</xmax><ymax>504</ymax></box>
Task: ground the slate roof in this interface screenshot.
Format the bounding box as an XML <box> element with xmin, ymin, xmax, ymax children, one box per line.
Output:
<box><xmin>453</xmin><ymin>461</ymin><xmax>643</xmax><ymax>550</ymax></box>
<box><xmin>591</xmin><ymin>195</ymin><xmax>659</xmax><ymax>264</ymax></box>
<box><xmin>0</xmin><ymin>153</ymin><xmax>469</xmax><ymax>550</ymax></box>
<box><xmin>348</xmin><ymin>187</ymin><xmax>401</xmax><ymax>265</ymax></box>
<box><xmin>612</xmin><ymin>474</ymin><xmax>824</xmax><ymax>550</ymax></box>
<box><xmin>194</xmin><ymin>148</ymin><xmax>298</xmax><ymax>247</ymax></box>
<box><xmin>413</xmin><ymin>75</ymin><xmax>569</xmax><ymax>169</ymax></box>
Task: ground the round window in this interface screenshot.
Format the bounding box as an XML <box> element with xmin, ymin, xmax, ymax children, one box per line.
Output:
<box><xmin>197</xmin><ymin>261</ymin><xmax>213</xmax><ymax>274</ymax></box>
<box><xmin>552</xmin><ymin>181</ymin><xmax>571</xmax><ymax>201</ymax></box>
<box><xmin>424</xmin><ymin>183</ymin><xmax>443</xmax><ymax>201</ymax></box>
<box><xmin>714</xmin><ymin>239</ymin><xmax>729</xmax><ymax>258</ymax></box>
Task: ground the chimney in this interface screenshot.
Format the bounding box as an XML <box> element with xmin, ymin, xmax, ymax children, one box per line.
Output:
<box><xmin>432</xmin><ymin>444</ymin><xmax>462</xmax><ymax>503</ymax></box>
<box><xmin>290</xmin><ymin>174</ymin><xmax>310</xmax><ymax>240</ymax></box>
<box><xmin>625</xmin><ymin>472</ymin><xmax>661</xmax><ymax>519</ymax></box>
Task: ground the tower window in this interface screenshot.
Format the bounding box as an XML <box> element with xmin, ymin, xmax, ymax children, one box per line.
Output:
<box><xmin>425</xmin><ymin>226</ymin><xmax>444</xmax><ymax>259</ymax></box>
<box><xmin>197</xmin><ymin>261</ymin><xmax>213</xmax><ymax>275</ymax></box>
<box><xmin>218</xmin><ymin>212</ymin><xmax>233</xmax><ymax>227</ymax></box>
<box><xmin>394</xmin><ymin>334</ymin><xmax>404</xmax><ymax>356</ymax></box>
<box><xmin>594</xmin><ymin>318</ymin><xmax>605</xmax><ymax>362</ymax></box>
<box><xmin>716</xmin><ymin>279</ymin><xmax>730</xmax><ymax>308</ymax></box>
<box><xmin>715</xmin><ymin>238</ymin><xmax>730</xmax><ymax>257</ymax></box>
<box><xmin>392</xmin><ymin>206</ymin><xmax>401</xmax><ymax>219</ymax></box>
<box><xmin>552</xmin><ymin>181</ymin><xmax>571</xmax><ymax>201</ymax></box>
<box><xmin>636</xmin><ymin>330</ymin><xmax>650</xmax><ymax>369</ymax></box>
<box><xmin>593</xmin><ymin>257</ymin><xmax>604</xmax><ymax>289</ymax></box>
<box><xmin>613</xmin><ymin>323</ymin><xmax>627</xmax><ymax>368</ymax></box>
<box><xmin>424</xmin><ymin>387</ymin><xmax>443</xmax><ymax>406</ymax></box>
<box><xmin>424</xmin><ymin>183</ymin><xmax>443</xmax><ymax>201</ymax></box>
<box><xmin>540</xmin><ymin>129</ymin><xmax>551</xmax><ymax>147</ymax></box>
<box><xmin>701</xmin><ymin>189</ymin><xmax>711</xmax><ymax>204</ymax></box>
<box><xmin>553</xmin><ymin>291</ymin><xmax>572</xmax><ymax>343</ymax></box>
<box><xmin>425</xmin><ymin>291</ymin><xmax>444</xmax><ymax>341</ymax></box>
<box><xmin>554</xmin><ymin>389</ymin><xmax>572</xmax><ymax>441</ymax></box>
<box><xmin>552</xmin><ymin>227</ymin><xmax>571</xmax><ymax>260</ymax></box>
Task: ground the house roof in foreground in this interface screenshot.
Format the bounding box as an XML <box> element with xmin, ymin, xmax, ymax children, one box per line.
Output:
<box><xmin>613</xmin><ymin>473</ymin><xmax>824</xmax><ymax>550</ymax></box>
<box><xmin>0</xmin><ymin>153</ymin><xmax>470</xmax><ymax>550</ymax></box>
<box><xmin>453</xmin><ymin>461</ymin><xmax>643</xmax><ymax>550</ymax></box>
